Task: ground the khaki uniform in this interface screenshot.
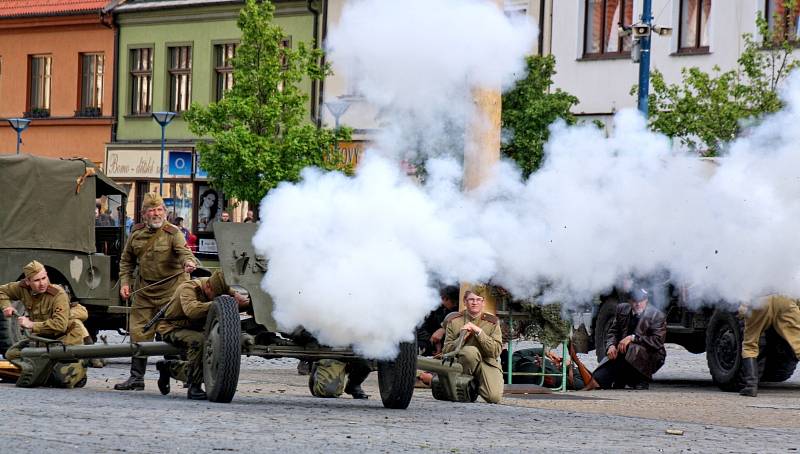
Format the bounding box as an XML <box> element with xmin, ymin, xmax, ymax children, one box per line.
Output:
<box><xmin>69</xmin><ymin>302</ymin><xmax>91</xmax><ymax>340</ymax></box>
<box><xmin>443</xmin><ymin>310</ymin><xmax>504</xmax><ymax>403</ymax></box>
<box><xmin>0</xmin><ymin>281</ymin><xmax>84</xmax><ymax>359</ymax></box>
<box><xmin>120</xmin><ymin>222</ymin><xmax>197</xmax><ymax>342</ymax></box>
<box><xmin>742</xmin><ymin>295</ymin><xmax>800</xmax><ymax>359</ymax></box>
<box><xmin>156</xmin><ymin>279</ymin><xmax>213</xmax><ymax>385</ymax></box>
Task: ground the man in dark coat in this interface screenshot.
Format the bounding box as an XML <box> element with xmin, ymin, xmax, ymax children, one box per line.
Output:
<box><xmin>586</xmin><ymin>287</ymin><xmax>667</xmax><ymax>390</ymax></box>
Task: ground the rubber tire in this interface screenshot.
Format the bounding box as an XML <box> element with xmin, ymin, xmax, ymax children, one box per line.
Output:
<box><xmin>594</xmin><ymin>299</ymin><xmax>618</xmax><ymax>362</ymax></box>
<box><xmin>0</xmin><ymin>301</ymin><xmax>23</xmax><ymax>355</ymax></box>
<box><xmin>377</xmin><ymin>340</ymin><xmax>417</xmax><ymax>409</ymax></box>
<box><xmin>705</xmin><ymin>310</ymin><xmax>744</xmax><ymax>392</ymax></box>
<box><xmin>203</xmin><ymin>295</ymin><xmax>242</xmax><ymax>403</ymax></box>
<box><xmin>760</xmin><ymin>328</ymin><xmax>799</xmax><ymax>382</ymax></box>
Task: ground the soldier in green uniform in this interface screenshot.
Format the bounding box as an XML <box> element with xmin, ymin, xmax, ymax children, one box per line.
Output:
<box><xmin>154</xmin><ymin>271</ymin><xmax>248</xmax><ymax>400</ymax></box>
<box><xmin>442</xmin><ymin>289</ymin><xmax>504</xmax><ymax>403</ymax></box>
<box><xmin>0</xmin><ymin>260</ymin><xmax>87</xmax><ymax>387</ymax></box>
<box><xmin>115</xmin><ymin>192</ymin><xmax>199</xmax><ymax>391</ymax></box>
<box><xmin>740</xmin><ymin>295</ymin><xmax>800</xmax><ymax>397</ymax></box>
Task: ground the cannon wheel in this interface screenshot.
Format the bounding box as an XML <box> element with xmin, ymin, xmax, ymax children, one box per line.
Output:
<box><xmin>377</xmin><ymin>340</ymin><xmax>416</xmax><ymax>409</ymax></box>
<box><xmin>203</xmin><ymin>295</ymin><xmax>242</xmax><ymax>403</ymax></box>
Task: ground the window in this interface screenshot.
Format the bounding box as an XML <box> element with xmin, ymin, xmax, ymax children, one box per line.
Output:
<box><xmin>79</xmin><ymin>53</ymin><xmax>104</xmax><ymax>116</ymax></box>
<box><xmin>29</xmin><ymin>55</ymin><xmax>52</xmax><ymax>115</ymax></box>
<box><xmin>679</xmin><ymin>0</ymin><xmax>711</xmax><ymax>51</ymax></box>
<box><xmin>278</xmin><ymin>37</ymin><xmax>291</xmax><ymax>92</ymax></box>
<box><xmin>584</xmin><ymin>0</ymin><xmax>633</xmax><ymax>57</ymax></box>
<box><xmin>765</xmin><ymin>0</ymin><xmax>800</xmax><ymax>42</ymax></box>
<box><xmin>130</xmin><ymin>47</ymin><xmax>153</xmax><ymax>115</ymax></box>
<box><xmin>214</xmin><ymin>43</ymin><xmax>236</xmax><ymax>101</ymax></box>
<box><xmin>168</xmin><ymin>45</ymin><xmax>192</xmax><ymax>112</ymax></box>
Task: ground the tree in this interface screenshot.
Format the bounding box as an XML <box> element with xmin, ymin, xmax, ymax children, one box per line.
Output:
<box><xmin>501</xmin><ymin>55</ymin><xmax>578</xmax><ymax>177</ymax></box>
<box><xmin>643</xmin><ymin>1</ymin><xmax>800</xmax><ymax>155</ymax></box>
<box><xmin>184</xmin><ymin>0</ymin><xmax>348</xmax><ymax>204</ymax></box>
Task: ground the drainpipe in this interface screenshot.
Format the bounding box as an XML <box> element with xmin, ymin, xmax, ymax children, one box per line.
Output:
<box><xmin>537</xmin><ymin>0</ymin><xmax>545</xmax><ymax>55</ymax></box>
<box><xmin>307</xmin><ymin>0</ymin><xmax>324</xmax><ymax>127</ymax></box>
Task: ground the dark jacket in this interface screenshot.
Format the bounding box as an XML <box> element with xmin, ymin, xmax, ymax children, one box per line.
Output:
<box><xmin>605</xmin><ymin>303</ymin><xmax>667</xmax><ymax>379</ymax></box>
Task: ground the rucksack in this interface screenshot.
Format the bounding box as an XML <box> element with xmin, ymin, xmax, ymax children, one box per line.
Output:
<box><xmin>308</xmin><ymin>359</ymin><xmax>347</xmax><ymax>398</ymax></box>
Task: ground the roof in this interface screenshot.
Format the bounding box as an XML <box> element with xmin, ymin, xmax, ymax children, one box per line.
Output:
<box><xmin>112</xmin><ymin>0</ymin><xmax>242</xmax><ymax>13</ymax></box>
<box><xmin>0</xmin><ymin>0</ymin><xmax>110</xmax><ymax>18</ymax></box>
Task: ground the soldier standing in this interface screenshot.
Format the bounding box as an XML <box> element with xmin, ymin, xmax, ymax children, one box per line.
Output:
<box><xmin>154</xmin><ymin>271</ymin><xmax>247</xmax><ymax>400</ymax></box>
<box><xmin>740</xmin><ymin>295</ymin><xmax>800</xmax><ymax>397</ymax></box>
<box><xmin>115</xmin><ymin>192</ymin><xmax>198</xmax><ymax>391</ymax></box>
<box><xmin>0</xmin><ymin>261</ymin><xmax>87</xmax><ymax>387</ymax></box>
<box><xmin>442</xmin><ymin>289</ymin><xmax>504</xmax><ymax>403</ymax></box>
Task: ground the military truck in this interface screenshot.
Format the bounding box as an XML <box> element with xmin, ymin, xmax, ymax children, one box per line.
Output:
<box><xmin>0</xmin><ymin>154</ymin><xmax>133</xmax><ymax>352</ymax></box>
<box><xmin>588</xmin><ymin>280</ymin><xmax>798</xmax><ymax>391</ymax></box>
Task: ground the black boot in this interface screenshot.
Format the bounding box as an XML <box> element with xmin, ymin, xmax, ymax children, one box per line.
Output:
<box><xmin>344</xmin><ymin>360</ymin><xmax>371</xmax><ymax>400</ymax></box>
<box><xmin>740</xmin><ymin>357</ymin><xmax>758</xmax><ymax>397</ymax></box>
<box><xmin>114</xmin><ymin>357</ymin><xmax>146</xmax><ymax>390</ymax></box>
<box><xmin>156</xmin><ymin>360</ymin><xmax>172</xmax><ymax>395</ymax></box>
<box><xmin>187</xmin><ymin>383</ymin><xmax>207</xmax><ymax>400</ymax></box>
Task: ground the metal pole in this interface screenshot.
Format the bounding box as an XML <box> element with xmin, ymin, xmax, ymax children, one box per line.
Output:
<box><xmin>637</xmin><ymin>0</ymin><xmax>653</xmax><ymax>116</ymax></box>
<box><xmin>159</xmin><ymin>123</ymin><xmax>166</xmax><ymax>195</ymax></box>
<box><xmin>15</xmin><ymin>129</ymin><xmax>21</xmax><ymax>154</ymax></box>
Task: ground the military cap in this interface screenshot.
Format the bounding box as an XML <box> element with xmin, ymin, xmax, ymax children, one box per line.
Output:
<box><xmin>23</xmin><ymin>260</ymin><xmax>45</xmax><ymax>279</ymax></box>
<box><xmin>207</xmin><ymin>271</ymin><xmax>230</xmax><ymax>296</ymax></box>
<box><xmin>141</xmin><ymin>192</ymin><xmax>165</xmax><ymax>211</ymax></box>
<box><xmin>631</xmin><ymin>288</ymin><xmax>649</xmax><ymax>302</ymax></box>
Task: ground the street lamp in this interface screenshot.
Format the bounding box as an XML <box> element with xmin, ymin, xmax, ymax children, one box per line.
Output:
<box><xmin>8</xmin><ymin>118</ymin><xmax>31</xmax><ymax>154</ymax></box>
<box><xmin>151</xmin><ymin>111</ymin><xmax>176</xmax><ymax>195</ymax></box>
<box><xmin>324</xmin><ymin>100</ymin><xmax>350</xmax><ymax>130</ymax></box>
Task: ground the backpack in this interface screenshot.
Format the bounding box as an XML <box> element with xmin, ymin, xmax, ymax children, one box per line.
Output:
<box><xmin>308</xmin><ymin>359</ymin><xmax>347</xmax><ymax>398</ymax></box>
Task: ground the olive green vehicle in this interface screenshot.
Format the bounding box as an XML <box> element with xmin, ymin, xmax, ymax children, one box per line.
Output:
<box><xmin>0</xmin><ymin>154</ymin><xmax>131</xmax><ymax>351</ymax></box>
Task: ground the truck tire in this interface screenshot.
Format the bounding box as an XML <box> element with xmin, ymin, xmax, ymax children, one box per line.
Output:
<box><xmin>594</xmin><ymin>299</ymin><xmax>618</xmax><ymax>362</ymax></box>
<box><xmin>760</xmin><ymin>328</ymin><xmax>799</xmax><ymax>382</ymax></box>
<box><xmin>0</xmin><ymin>302</ymin><xmax>24</xmax><ymax>355</ymax></box>
<box><xmin>377</xmin><ymin>340</ymin><xmax>416</xmax><ymax>409</ymax></box>
<box><xmin>705</xmin><ymin>310</ymin><xmax>744</xmax><ymax>392</ymax></box>
<box><xmin>203</xmin><ymin>295</ymin><xmax>242</xmax><ymax>403</ymax></box>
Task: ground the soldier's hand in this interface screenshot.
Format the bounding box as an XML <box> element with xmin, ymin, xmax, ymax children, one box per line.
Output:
<box><xmin>233</xmin><ymin>292</ymin><xmax>249</xmax><ymax>310</ymax></box>
<box><xmin>430</xmin><ymin>327</ymin><xmax>445</xmax><ymax>344</ymax></box>
<box><xmin>183</xmin><ymin>260</ymin><xmax>197</xmax><ymax>274</ymax></box>
<box><xmin>607</xmin><ymin>345</ymin><xmax>618</xmax><ymax>360</ymax></box>
<box><xmin>462</xmin><ymin>322</ymin><xmax>483</xmax><ymax>336</ymax></box>
<box><xmin>618</xmin><ymin>335</ymin><xmax>633</xmax><ymax>354</ymax></box>
<box><xmin>2</xmin><ymin>306</ymin><xmax>15</xmax><ymax>317</ymax></box>
<box><xmin>120</xmin><ymin>285</ymin><xmax>131</xmax><ymax>300</ymax></box>
<box><xmin>18</xmin><ymin>316</ymin><xmax>33</xmax><ymax>330</ymax></box>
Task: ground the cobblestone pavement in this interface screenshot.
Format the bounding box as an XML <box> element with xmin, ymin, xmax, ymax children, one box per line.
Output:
<box><xmin>0</xmin><ymin>339</ymin><xmax>797</xmax><ymax>453</ymax></box>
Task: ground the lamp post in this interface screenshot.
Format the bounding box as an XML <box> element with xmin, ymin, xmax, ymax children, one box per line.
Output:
<box><xmin>151</xmin><ymin>111</ymin><xmax>176</xmax><ymax>195</ymax></box>
<box><xmin>324</xmin><ymin>100</ymin><xmax>350</xmax><ymax>130</ymax></box>
<box><xmin>8</xmin><ymin>118</ymin><xmax>31</xmax><ymax>154</ymax></box>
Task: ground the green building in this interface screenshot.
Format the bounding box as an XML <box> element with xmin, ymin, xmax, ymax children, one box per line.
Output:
<box><xmin>105</xmin><ymin>0</ymin><xmax>323</xmax><ymax>254</ymax></box>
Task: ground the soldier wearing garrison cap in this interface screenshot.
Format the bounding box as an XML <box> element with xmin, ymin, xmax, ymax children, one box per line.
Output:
<box><xmin>0</xmin><ymin>261</ymin><xmax>88</xmax><ymax>387</ymax></box>
<box><xmin>155</xmin><ymin>271</ymin><xmax>248</xmax><ymax>400</ymax></box>
<box><xmin>115</xmin><ymin>192</ymin><xmax>199</xmax><ymax>391</ymax></box>
<box><xmin>442</xmin><ymin>288</ymin><xmax>504</xmax><ymax>403</ymax></box>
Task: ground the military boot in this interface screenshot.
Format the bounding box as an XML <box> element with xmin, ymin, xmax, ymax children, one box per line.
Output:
<box><xmin>187</xmin><ymin>382</ymin><xmax>207</xmax><ymax>400</ymax></box>
<box><xmin>156</xmin><ymin>360</ymin><xmax>172</xmax><ymax>395</ymax></box>
<box><xmin>114</xmin><ymin>357</ymin><xmax>146</xmax><ymax>391</ymax></box>
<box><xmin>82</xmin><ymin>336</ymin><xmax>105</xmax><ymax>369</ymax></box>
<box><xmin>344</xmin><ymin>360</ymin><xmax>371</xmax><ymax>400</ymax></box>
<box><xmin>739</xmin><ymin>357</ymin><xmax>758</xmax><ymax>397</ymax></box>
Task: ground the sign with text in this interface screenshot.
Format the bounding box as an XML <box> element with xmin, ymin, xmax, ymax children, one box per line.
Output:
<box><xmin>105</xmin><ymin>148</ymin><xmax>193</xmax><ymax>179</ymax></box>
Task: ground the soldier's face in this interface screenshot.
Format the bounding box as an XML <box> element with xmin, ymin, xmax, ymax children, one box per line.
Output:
<box><xmin>465</xmin><ymin>293</ymin><xmax>485</xmax><ymax>317</ymax></box>
<box><xmin>145</xmin><ymin>205</ymin><xmax>166</xmax><ymax>228</ymax></box>
<box><xmin>26</xmin><ymin>269</ymin><xmax>49</xmax><ymax>294</ymax></box>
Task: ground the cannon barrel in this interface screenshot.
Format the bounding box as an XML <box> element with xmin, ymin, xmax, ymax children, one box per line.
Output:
<box><xmin>18</xmin><ymin>341</ymin><xmax>181</xmax><ymax>361</ymax></box>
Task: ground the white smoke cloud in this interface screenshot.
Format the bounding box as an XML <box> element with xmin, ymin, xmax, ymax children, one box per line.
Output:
<box><xmin>253</xmin><ymin>0</ymin><xmax>800</xmax><ymax>358</ymax></box>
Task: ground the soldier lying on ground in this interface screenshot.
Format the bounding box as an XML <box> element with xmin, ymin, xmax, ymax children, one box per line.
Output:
<box><xmin>0</xmin><ymin>260</ymin><xmax>88</xmax><ymax>387</ymax></box>
<box><xmin>739</xmin><ymin>295</ymin><xmax>800</xmax><ymax>397</ymax></box>
<box><xmin>441</xmin><ymin>289</ymin><xmax>504</xmax><ymax>403</ymax></box>
<box><xmin>584</xmin><ymin>287</ymin><xmax>667</xmax><ymax>390</ymax></box>
<box><xmin>155</xmin><ymin>270</ymin><xmax>248</xmax><ymax>400</ymax></box>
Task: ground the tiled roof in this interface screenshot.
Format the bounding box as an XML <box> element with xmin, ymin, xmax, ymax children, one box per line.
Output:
<box><xmin>0</xmin><ymin>0</ymin><xmax>110</xmax><ymax>18</ymax></box>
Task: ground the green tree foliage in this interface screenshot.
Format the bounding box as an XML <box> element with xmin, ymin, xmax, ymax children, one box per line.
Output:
<box><xmin>184</xmin><ymin>0</ymin><xmax>348</xmax><ymax>204</ymax></box>
<box><xmin>644</xmin><ymin>2</ymin><xmax>800</xmax><ymax>155</ymax></box>
<box><xmin>501</xmin><ymin>55</ymin><xmax>578</xmax><ymax>177</ymax></box>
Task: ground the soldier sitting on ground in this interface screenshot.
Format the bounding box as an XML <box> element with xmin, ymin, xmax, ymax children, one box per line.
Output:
<box><xmin>442</xmin><ymin>289</ymin><xmax>504</xmax><ymax>403</ymax></box>
<box><xmin>68</xmin><ymin>299</ymin><xmax>105</xmax><ymax>368</ymax></box>
<box><xmin>155</xmin><ymin>270</ymin><xmax>248</xmax><ymax>400</ymax></box>
<box><xmin>584</xmin><ymin>287</ymin><xmax>667</xmax><ymax>390</ymax></box>
<box><xmin>0</xmin><ymin>260</ymin><xmax>88</xmax><ymax>387</ymax></box>
<box><xmin>308</xmin><ymin>358</ymin><xmax>373</xmax><ymax>400</ymax></box>
<box><xmin>739</xmin><ymin>295</ymin><xmax>800</xmax><ymax>397</ymax></box>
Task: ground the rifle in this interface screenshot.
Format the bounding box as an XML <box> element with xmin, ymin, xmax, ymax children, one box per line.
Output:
<box><xmin>142</xmin><ymin>300</ymin><xmax>172</xmax><ymax>332</ymax></box>
<box><xmin>568</xmin><ymin>341</ymin><xmax>594</xmax><ymax>386</ymax></box>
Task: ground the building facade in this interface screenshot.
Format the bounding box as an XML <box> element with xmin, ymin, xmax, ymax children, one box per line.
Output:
<box><xmin>106</xmin><ymin>0</ymin><xmax>321</xmax><ymax>250</ymax></box>
<box><xmin>0</xmin><ymin>0</ymin><xmax>115</xmax><ymax>163</ymax></box>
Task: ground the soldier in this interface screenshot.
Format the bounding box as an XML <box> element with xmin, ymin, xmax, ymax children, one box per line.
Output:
<box><xmin>740</xmin><ymin>295</ymin><xmax>800</xmax><ymax>397</ymax></box>
<box><xmin>115</xmin><ymin>192</ymin><xmax>198</xmax><ymax>391</ymax></box>
<box><xmin>154</xmin><ymin>271</ymin><xmax>248</xmax><ymax>400</ymax></box>
<box><xmin>0</xmin><ymin>260</ymin><xmax>87</xmax><ymax>387</ymax></box>
<box><xmin>442</xmin><ymin>289</ymin><xmax>503</xmax><ymax>403</ymax></box>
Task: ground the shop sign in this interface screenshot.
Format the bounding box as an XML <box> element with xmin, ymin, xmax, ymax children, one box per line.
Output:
<box><xmin>199</xmin><ymin>238</ymin><xmax>218</xmax><ymax>253</ymax></box>
<box><xmin>105</xmin><ymin>149</ymin><xmax>192</xmax><ymax>179</ymax></box>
